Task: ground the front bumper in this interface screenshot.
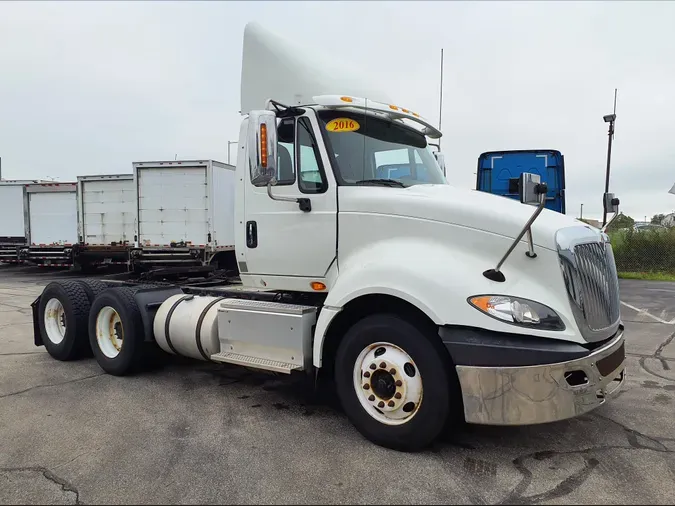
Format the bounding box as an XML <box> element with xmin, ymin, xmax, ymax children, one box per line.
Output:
<box><xmin>446</xmin><ymin>327</ymin><xmax>625</xmax><ymax>425</ymax></box>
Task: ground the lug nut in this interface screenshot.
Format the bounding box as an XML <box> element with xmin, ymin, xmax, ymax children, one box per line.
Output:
<box><xmin>388</xmin><ymin>400</ymin><xmax>395</xmax><ymax>407</ymax></box>
<box><xmin>395</xmin><ymin>380</ymin><xmax>403</xmax><ymax>387</ymax></box>
<box><xmin>368</xmin><ymin>395</ymin><xmax>375</xmax><ymax>401</ymax></box>
<box><xmin>369</xmin><ymin>364</ymin><xmax>377</xmax><ymax>370</ymax></box>
<box><xmin>394</xmin><ymin>392</ymin><xmax>402</xmax><ymax>399</ymax></box>
<box><xmin>379</xmin><ymin>362</ymin><xmax>386</xmax><ymax>368</ymax></box>
<box><xmin>389</xmin><ymin>368</ymin><xmax>396</xmax><ymax>375</ymax></box>
<box><xmin>363</xmin><ymin>384</ymin><xmax>370</xmax><ymax>390</ymax></box>
<box><xmin>364</xmin><ymin>371</ymin><xmax>370</xmax><ymax>378</ymax></box>
<box><xmin>378</xmin><ymin>401</ymin><xmax>385</xmax><ymax>408</ymax></box>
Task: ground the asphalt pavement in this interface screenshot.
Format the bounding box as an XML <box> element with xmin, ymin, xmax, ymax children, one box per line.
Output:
<box><xmin>0</xmin><ymin>265</ymin><xmax>674</xmax><ymax>505</ymax></box>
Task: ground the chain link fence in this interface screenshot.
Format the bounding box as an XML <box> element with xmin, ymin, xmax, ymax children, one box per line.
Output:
<box><xmin>609</xmin><ymin>227</ymin><xmax>675</xmax><ymax>274</ymax></box>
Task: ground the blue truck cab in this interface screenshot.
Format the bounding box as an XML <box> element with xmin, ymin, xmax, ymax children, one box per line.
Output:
<box><xmin>476</xmin><ymin>150</ymin><xmax>566</xmax><ymax>214</ymax></box>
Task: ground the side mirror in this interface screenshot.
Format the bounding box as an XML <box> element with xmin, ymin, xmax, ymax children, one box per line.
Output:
<box><xmin>519</xmin><ymin>172</ymin><xmax>548</xmax><ymax>206</ymax></box>
<box><xmin>433</xmin><ymin>151</ymin><xmax>447</xmax><ymax>177</ymax></box>
<box><xmin>247</xmin><ymin>110</ymin><xmax>278</xmax><ymax>186</ymax></box>
<box><xmin>603</xmin><ymin>192</ymin><xmax>620</xmax><ymax>214</ymax></box>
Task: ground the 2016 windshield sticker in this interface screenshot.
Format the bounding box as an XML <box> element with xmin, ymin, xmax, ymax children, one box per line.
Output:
<box><xmin>326</xmin><ymin>118</ymin><xmax>360</xmax><ymax>133</ymax></box>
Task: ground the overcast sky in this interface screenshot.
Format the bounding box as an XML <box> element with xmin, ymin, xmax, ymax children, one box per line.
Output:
<box><xmin>1</xmin><ymin>1</ymin><xmax>673</xmax><ymax>220</ymax></box>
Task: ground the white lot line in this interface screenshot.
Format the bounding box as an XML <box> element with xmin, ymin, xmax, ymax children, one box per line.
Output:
<box><xmin>620</xmin><ymin>300</ymin><xmax>675</xmax><ymax>325</ymax></box>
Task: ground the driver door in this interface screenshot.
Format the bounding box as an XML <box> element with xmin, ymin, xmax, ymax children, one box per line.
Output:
<box><xmin>240</xmin><ymin>113</ymin><xmax>338</xmax><ymax>285</ymax></box>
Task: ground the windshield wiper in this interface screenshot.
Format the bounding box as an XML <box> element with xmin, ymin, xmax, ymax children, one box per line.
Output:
<box><xmin>355</xmin><ymin>179</ymin><xmax>407</xmax><ymax>188</ymax></box>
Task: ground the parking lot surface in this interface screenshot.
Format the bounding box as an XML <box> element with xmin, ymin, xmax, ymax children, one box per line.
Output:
<box><xmin>1</xmin><ymin>265</ymin><xmax>674</xmax><ymax>505</ymax></box>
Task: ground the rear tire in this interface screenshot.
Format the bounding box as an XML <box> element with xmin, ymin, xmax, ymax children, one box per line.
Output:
<box><xmin>76</xmin><ymin>279</ymin><xmax>110</xmax><ymax>302</ymax></box>
<box><xmin>88</xmin><ymin>287</ymin><xmax>146</xmax><ymax>376</ymax></box>
<box><xmin>74</xmin><ymin>279</ymin><xmax>113</xmax><ymax>357</ymax></box>
<box><xmin>335</xmin><ymin>313</ymin><xmax>457</xmax><ymax>452</ymax></box>
<box><xmin>38</xmin><ymin>281</ymin><xmax>91</xmax><ymax>361</ymax></box>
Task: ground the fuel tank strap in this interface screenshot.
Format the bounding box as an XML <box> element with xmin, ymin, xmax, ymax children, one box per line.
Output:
<box><xmin>195</xmin><ymin>296</ymin><xmax>226</xmax><ymax>361</ymax></box>
<box><xmin>164</xmin><ymin>295</ymin><xmax>193</xmax><ymax>355</ymax></box>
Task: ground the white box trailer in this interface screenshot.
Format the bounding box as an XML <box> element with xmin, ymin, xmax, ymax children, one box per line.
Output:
<box><xmin>20</xmin><ymin>183</ymin><xmax>78</xmax><ymax>266</ymax></box>
<box><xmin>131</xmin><ymin>160</ymin><xmax>235</xmax><ymax>269</ymax></box>
<box><xmin>75</xmin><ymin>174</ymin><xmax>135</xmax><ymax>268</ymax></box>
<box><xmin>0</xmin><ymin>180</ymin><xmax>45</xmax><ymax>263</ymax></box>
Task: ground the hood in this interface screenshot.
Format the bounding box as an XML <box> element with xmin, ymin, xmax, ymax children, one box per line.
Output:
<box><xmin>339</xmin><ymin>184</ymin><xmax>594</xmax><ymax>251</ymax></box>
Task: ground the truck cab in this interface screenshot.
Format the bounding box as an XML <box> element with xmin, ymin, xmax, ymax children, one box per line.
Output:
<box><xmin>476</xmin><ymin>149</ymin><xmax>566</xmax><ymax>214</ymax></box>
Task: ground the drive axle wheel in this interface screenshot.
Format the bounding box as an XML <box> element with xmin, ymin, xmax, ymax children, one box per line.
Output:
<box><xmin>89</xmin><ymin>287</ymin><xmax>145</xmax><ymax>376</ymax></box>
<box><xmin>335</xmin><ymin>313</ymin><xmax>460</xmax><ymax>452</ymax></box>
<box><xmin>38</xmin><ymin>281</ymin><xmax>91</xmax><ymax>361</ymax></box>
<box><xmin>95</xmin><ymin>306</ymin><xmax>124</xmax><ymax>359</ymax></box>
<box><xmin>44</xmin><ymin>298</ymin><xmax>67</xmax><ymax>346</ymax></box>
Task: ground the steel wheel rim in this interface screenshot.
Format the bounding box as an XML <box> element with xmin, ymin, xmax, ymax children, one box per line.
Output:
<box><xmin>353</xmin><ymin>342</ymin><xmax>423</xmax><ymax>426</ymax></box>
<box><xmin>96</xmin><ymin>306</ymin><xmax>124</xmax><ymax>359</ymax></box>
<box><xmin>44</xmin><ymin>298</ymin><xmax>66</xmax><ymax>345</ymax></box>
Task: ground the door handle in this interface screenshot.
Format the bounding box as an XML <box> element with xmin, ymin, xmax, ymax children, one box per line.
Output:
<box><xmin>246</xmin><ymin>221</ymin><xmax>258</xmax><ymax>248</ymax></box>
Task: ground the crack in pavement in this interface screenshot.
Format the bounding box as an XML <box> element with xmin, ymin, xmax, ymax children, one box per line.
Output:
<box><xmin>654</xmin><ymin>329</ymin><xmax>675</xmax><ymax>359</ymax></box>
<box><xmin>53</xmin><ymin>447</ymin><xmax>103</xmax><ymax>471</ymax></box>
<box><xmin>639</xmin><ymin>357</ymin><xmax>675</xmax><ymax>384</ymax></box>
<box><xmin>0</xmin><ymin>466</ymin><xmax>81</xmax><ymax>505</ymax></box>
<box><xmin>0</xmin><ymin>373</ymin><xmax>104</xmax><ymax>399</ymax></box>
<box><xmin>497</xmin><ymin>412</ymin><xmax>673</xmax><ymax>505</ymax></box>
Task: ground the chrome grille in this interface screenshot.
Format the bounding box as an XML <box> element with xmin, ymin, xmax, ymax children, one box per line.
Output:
<box><xmin>557</xmin><ymin>227</ymin><xmax>621</xmax><ymax>342</ymax></box>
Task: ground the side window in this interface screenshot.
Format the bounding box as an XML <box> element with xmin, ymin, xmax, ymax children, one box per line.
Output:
<box><xmin>275</xmin><ymin>119</ymin><xmax>296</xmax><ymax>185</ymax></box>
<box><xmin>297</xmin><ymin>117</ymin><xmax>327</xmax><ymax>193</ymax></box>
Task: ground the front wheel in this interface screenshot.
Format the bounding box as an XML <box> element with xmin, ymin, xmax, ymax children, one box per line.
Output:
<box><xmin>335</xmin><ymin>314</ymin><xmax>459</xmax><ymax>451</ymax></box>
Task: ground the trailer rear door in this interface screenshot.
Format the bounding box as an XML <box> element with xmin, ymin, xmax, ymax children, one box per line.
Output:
<box><xmin>0</xmin><ymin>185</ymin><xmax>26</xmax><ymax>239</ymax></box>
<box><xmin>81</xmin><ymin>178</ymin><xmax>134</xmax><ymax>244</ymax></box>
<box><xmin>137</xmin><ymin>165</ymin><xmax>209</xmax><ymax>246</ymax></box>
<box><xmin>29</xmin><ymin>191</ymin><xmax>78</xmax><ymax>245</ymax></box>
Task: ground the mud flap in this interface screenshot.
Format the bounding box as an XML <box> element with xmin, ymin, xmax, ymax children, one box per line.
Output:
<box><xmin>31</xmin><ymin>295</ymin><xmax>43</xmax><ymax>347</ymax></box>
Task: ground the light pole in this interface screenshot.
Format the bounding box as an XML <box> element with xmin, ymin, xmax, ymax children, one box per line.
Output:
<box><xmin>602</xmin><ymin>89</ymin><xmax>618</xmax><ymax>227</ymax></box>
<box><xmin>580</xmin><ymin>203</ymin><xmax>584</xmax><ymax>220</ymax></box>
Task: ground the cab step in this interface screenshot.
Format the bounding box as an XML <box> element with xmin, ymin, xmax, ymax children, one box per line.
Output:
<box><xmin>210</xmin><ymin>351</ymin><xmax>300</xmax><ymax>374</ymax></box>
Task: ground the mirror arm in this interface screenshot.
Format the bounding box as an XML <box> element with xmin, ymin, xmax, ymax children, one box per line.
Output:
<box><xmin>483</xmin><ymin>191</ymin><xmax>547</xmax><ymax>282</ymax></box>
<box><xmin>601</xmin><ymin>209</ymin><xmax>620</xmax><ymax>234</ymax></box>
<box><xmin>266</xmin><ymin>179</ymin><xmax>312</xmax><ymax>212</ymax></box>
<box><xmin>525</xmin><ymin>228</ymin><xmax>536</xmax><ymax>258</ymax></box>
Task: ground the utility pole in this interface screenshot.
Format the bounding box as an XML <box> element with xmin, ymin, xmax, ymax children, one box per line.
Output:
<box><xmin>580</xmin><ymin>203</ymin><xmax>583</xmax><ymax>220</ymax></box>
<box><xmin>438</xmin><ymin>48</ymin><xmax>444</xmax><ymax>151</ymax></box>
<box><xmin>602</xmin><ymin>88</ymin><xmax>618</xmax><ymax>227</ymax></box>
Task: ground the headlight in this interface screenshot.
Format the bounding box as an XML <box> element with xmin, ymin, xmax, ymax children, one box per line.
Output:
<box><xmin>468</xmin><ymin>295</ymin><xmax>565</xmax><ymax>330</ymax></box>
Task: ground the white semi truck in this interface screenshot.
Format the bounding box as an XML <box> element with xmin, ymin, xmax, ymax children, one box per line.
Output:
<box><xmin>30</xmin><ymin>23</ymin><xmax>625</xmax><ymax>451</ymax></box>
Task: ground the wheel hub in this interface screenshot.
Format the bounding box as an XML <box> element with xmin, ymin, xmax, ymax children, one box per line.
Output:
<box><xmin>353</xmin><ymin>342</ymin><xmax>423</xmax><ymax>425</ymax></box>
<box><xmin>369</xmin><ymin>369</ymin><xmax>396</xmax><ymax>400</ymax></box>
<box><xmin>44</xmin><ymin>298</ymin><xmax>67</xmax><ymax>345</ymax></box>
<box><xmin>96</xmin><ymin>306</ymin><xmax>124</xmax><ymax>358</ymax></box>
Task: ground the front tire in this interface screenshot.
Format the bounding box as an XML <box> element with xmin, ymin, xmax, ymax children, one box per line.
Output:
<box><xmin>335</xmin><ymin>314</ymin><xmax>457</xmax><ymax>451</ymax></box>
<box><xmin>88</xmin><ymin>287</ymin><xmax>146</xmax><ymax>376</ymax></box>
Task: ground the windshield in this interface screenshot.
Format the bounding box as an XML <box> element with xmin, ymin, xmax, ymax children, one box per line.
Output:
<box><xmin>317</xmin><ymin>110</ymin><xmax>446</xmax><ymax>187</ymax></box>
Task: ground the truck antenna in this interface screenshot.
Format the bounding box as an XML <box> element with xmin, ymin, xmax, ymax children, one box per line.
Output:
<box><xmin>438</xmin><ymin>48</ymin><xmax>444</xmax><ymax>150</ymax></box>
